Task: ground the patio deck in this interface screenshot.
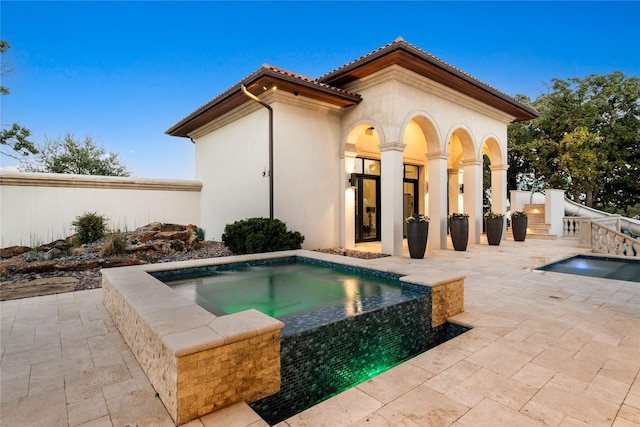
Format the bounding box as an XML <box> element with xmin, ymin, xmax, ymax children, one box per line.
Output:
<box><xmin>1</xmin><ymin>237</ymin><xmax>639</xmax><ymax>426</ymax></box>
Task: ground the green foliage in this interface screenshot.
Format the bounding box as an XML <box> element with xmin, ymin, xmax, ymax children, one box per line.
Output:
<box><xmin>101</xmin><ymin>231</ymin><xmax>126</xmax><ymax>256</ymax></box>
<box><xmin>482</xmin><ymin>154</ymin><xmax>492</xmax><ymax>212</ymax></box>
<box><xmin>508</xmin><ymin>72</ymin><xmax>640</xmax><ymax>213</ymax></box>
<box><xmin>72</xmin><ymin>212</ymin><xmax>108</xmax><ymax>244</ymax></box>
<box><xmin>405</xmin><ymin>214</ymin><xmax>429</xmax><ymax>223</ymax></box>
<box><xmin>21</xmin><ymin>133</ymin><xmax>131</xmax><ymax>176</ymax></box>
<box><xmin>0</xmin><ymin>40</ymin><xmax>38</xmax><ymax>158</ymax></box>
<box><xmin>222</xmin><ymin>218</ymin><xmax>304</xmax><ymax>255</ymax></box>
<box><xmin>448</xmin><ymin>213</ymin><xmax>469</xmax><ymax>220</ymax></box>
<box><xmin>484</xmin><ymin>212</ymin><xmax>504</xmax><ymax>219</ymax></box>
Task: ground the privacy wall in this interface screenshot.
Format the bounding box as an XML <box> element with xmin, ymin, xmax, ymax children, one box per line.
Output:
<box><xmin>0</xmin><ymin>172</ymin><xmax>202</xmax><ymax>247</ymax></box>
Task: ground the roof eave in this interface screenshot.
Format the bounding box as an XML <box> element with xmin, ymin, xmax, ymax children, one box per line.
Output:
<box><xmin>166</xmin><ymin>68</ymin><xmax>361</xmax><ymax>138</ymax></box>
<box><xmin>319</xmin><ymin>41</ymin><xmax>539</xmax><ymax>122</ymax></box>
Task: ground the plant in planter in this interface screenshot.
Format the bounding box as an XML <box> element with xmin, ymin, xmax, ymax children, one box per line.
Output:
<box><xmin>511</xmin><ymin>211</ymin><xmax>528</xmax><ymax>241</ymax></box>
<box><xmin>406</xmin><ymin>214</ymin><xmax>430</xmax><ymax>259</ymax></box>
<box><xmin>484</xmin><ymin>212</ymin><xmax>504</xmax><ymax>246</ymax></box>
<box><xmin>448</xmin><ymin>212</ymin><xmax>469</xmax><ymax>251</ymax></box>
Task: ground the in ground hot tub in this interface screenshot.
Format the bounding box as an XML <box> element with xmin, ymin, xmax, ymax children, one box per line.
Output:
<box><xmin>102</xmin><ymin>250</ymin><xmax>465</xmax><ymax>425</ymax></box>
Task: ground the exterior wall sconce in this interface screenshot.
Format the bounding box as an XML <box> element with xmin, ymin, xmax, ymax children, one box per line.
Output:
<box><xmin>348</xmin><ymin>173</ymin><xmax>358</xmax><ymax>188</ymax></box>
<box><xmin>459</xmin><ymin>184</ymin><xmax>464</xmax><ymax>193</ymax></box>
<box><xmin>365</xmin><ymin>127</ymin><xmax>375</xmax><ymax>136</ymax></box>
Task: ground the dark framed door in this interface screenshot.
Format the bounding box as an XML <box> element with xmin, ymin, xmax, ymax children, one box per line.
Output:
<box><xmin>355</xmin><ymin>175</ymin><xmax>381</xmax><ymax>242</ymax></box>
<box><xmin>403</xmin><ymin>179</ymin><xmax>418</xmax><ymax>237</ymax></box>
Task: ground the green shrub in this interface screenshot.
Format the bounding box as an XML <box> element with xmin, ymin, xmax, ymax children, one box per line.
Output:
<box><xmin>222</xmin><ymin>218</ymin><xmax>304</xmax><ymax>254</ymax></box>
<box><xmin>72</xmin><ymin>212</ymin><xmax>108</xmax><ymax>244</ymax></box>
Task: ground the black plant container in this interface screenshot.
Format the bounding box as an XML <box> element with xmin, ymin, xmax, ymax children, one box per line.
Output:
<box><xmin>449</xmin><ymin>218</ymin><xmax>468</xmax><ymax>251</ymax></box>
<box><xmin>485</xmin><ymin>217</ymin><xmax>504</xmax><ymax>245</ymax></box>
<box><xmin>407</xmin><ymin>222</ymin><xmax>429</xmax><ymax>259</ymax></box>
<box><xmin>512</xmin><ymin>216</ymin><xmax>528</xmax><ymax>241</ymax></box>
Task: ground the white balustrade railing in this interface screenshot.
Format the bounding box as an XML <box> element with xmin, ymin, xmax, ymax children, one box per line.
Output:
<box><xmin>564</xmin><ymin>216</ymin><xmax>638</xmax><ymax>257</ymax></box>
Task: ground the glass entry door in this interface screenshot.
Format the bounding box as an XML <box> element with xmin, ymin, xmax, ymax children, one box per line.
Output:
<box><xmin>355</xmin><ymin>175</ymin><xmax>380</xmax><ymax>242</ymax></box>
<box><xmin>403</xmin><ymin>180</ymin><xmax>418</xmax><ymax>236</ymax></box>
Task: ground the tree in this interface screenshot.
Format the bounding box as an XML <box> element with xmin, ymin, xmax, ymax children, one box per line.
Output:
<box><xmin>508</xmin><ymin>72</ymin><xmax>640</xmax><ymax>216</ymax></box>
<box><xmin>21</xmin><ymin>133</ymin><xmax>131</xmax><ymax>176</ymax></box>
<box><xmin>0</xmin><ymin>40</ymin><xmax>38</xmax><ymax>159</ymax></box>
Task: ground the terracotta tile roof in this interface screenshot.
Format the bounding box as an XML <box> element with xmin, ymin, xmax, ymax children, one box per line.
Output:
<box><xmin>167</xmin><ymin>37</ymin><xmax>538</xmax><ymax>137</ymax></box>
<box><xmin>261</xmin><ymin>64</ymin><xmax>360</xmax><ymax>98</ymax></box>
<box><xmin>319</xmin><ymin>36</ymin><xmax>539</xmax><ymax>119</ymax></box>
<box><xmin>166</xmin><ymin>65</ymin><xmax>361</xmax><ymax>137</ymax></box>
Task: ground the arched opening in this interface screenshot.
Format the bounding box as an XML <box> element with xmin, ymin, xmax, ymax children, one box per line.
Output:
<box><xmin>447</xmin><ymin>127</ymin><xmax>481</xmax><ymax>245</ymax></box>
<box><xmin>481</xmin><ymin>137</ymin><xmax>508</xmax><ymax>238</ymax></box>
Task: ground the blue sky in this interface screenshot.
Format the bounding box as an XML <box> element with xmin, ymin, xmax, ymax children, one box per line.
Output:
<box><xmin>2</xmin><ymin>1</ymin><xmax>639</xmax><ymax>179</ymax></box>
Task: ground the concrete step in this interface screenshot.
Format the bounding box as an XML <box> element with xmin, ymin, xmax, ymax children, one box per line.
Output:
<box><xmin>527</xmin><ymin>217</ymin><xmax>546</xmax><ymax>224</ymax></box>
<box><xmin>527</xmin><ymin>225</ymin><xmax>552</xmax><ymax>233</ymax></box>
<box><xmin>522</xmin><ymin>233</ymin><xmax>558</xmax><ymax>240</ymax></box>
<box><xmin>524</xmin><ymin>204</ymin><xmax>545</xmax><ymax>213</ymax></box>
<box><xmin>508</xmin><ymin>231</ymin><xmax>557</xmax><ymax>240</ymax></box>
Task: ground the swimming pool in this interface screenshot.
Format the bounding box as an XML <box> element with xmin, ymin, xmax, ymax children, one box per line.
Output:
<box><xmin>153</xmin><ymin>256</ymin><xmax>469</xmax><ymax>424</ymax></box>
<box><xmin>102</xmin><ymin>250</ymin><xmax>466</xmax><ymax>425</ymax></box>
<box><xmin>536</xmin><ymin>255</ymin><xmax>640</xmax><ymax>282</ymax></box>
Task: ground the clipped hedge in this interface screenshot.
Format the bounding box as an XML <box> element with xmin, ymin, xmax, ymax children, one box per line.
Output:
<box><xmin>222</xmin><ymin>218</ymin><xmax>304</xmax><ymax>254</ymax></box>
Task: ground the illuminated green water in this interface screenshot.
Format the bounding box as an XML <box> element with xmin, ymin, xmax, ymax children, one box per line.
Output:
<box><xmin>165</xmin><ymin>263</ymin><xmax>401</xmax><ymax>318</ymax></box>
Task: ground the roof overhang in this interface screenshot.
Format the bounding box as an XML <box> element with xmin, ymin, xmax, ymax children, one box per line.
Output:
<box><xmin>166</xmin><ymin>66</ymin><xmax>362</xmax><ymax>138</ymax></box>
<box><xmin>318</xmin><ymin>39</ymin><xmax>539</xmax><ymax>123</ymax></box>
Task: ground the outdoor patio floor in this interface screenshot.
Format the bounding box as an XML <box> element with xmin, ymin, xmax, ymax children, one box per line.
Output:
<box><xmin>1</xmin><ymin>237</ymin><xmax>639</xmax><ymax>426</ymax></box>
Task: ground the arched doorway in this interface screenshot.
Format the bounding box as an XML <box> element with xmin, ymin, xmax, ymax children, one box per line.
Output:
<box><xmin>447</xmin><ymin>127</ymin><xmax>481</xmax><ymax>244</ymax></box>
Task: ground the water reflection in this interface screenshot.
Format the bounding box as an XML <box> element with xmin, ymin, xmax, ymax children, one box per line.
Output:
<box><xmin>343</xmin><ymin>278</ymin><xmax>364</xmax><ymax>315</ymax></box>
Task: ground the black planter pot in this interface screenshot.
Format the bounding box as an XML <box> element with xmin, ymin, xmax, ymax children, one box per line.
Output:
<box><xmin>512</xmin><ymin>216</ymin><xmax>528</xmax><ymax>241</ymax></box>
<box><xmin>485</xmin><ymin>217</ymin><xmax>504</xmax><ymax>246</ymax></box>
<box><xmin>449</xmin><ymin>218</ymin><xmax>468</xmax><ymax>251</ymax></box>
<box><xmin>407</xmin><ymin>222</ymin><xmax>429</xmax><ymax>259</ymax></box>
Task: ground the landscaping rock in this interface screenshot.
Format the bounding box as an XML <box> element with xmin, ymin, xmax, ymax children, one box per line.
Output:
<box><xmin>13</xmin><ymin>260</ymin><xmax>56</xmax><ymax>274</ymax></box>
<box><xmin>101</xmin><ymin>255</ymin><xmax>140</xmax><ymax>268</ymax></box>
<box><xmin>1</xmin><ymin>246</ymin><xmax>31</xmax><ymax>259</ymax></box>
<box><xmin>0</xmin><ymin>276</ymin><xmax>79</xmax><ymax>301</ymax></box>
<box><xmin>54</xmin><ymin>259</ymin><xmax>101</xmax><ymax>271</ymax></box>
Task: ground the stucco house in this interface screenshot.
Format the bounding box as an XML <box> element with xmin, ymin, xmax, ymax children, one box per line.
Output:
<box><xmin>166</xmin><ymin>37</ymin><xmax>538</xmax><ymax>256</ymax></box>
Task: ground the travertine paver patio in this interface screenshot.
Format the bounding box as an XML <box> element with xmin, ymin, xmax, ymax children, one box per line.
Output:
<box><xmin>1</xmin><ymin>237</ymin><xmax>639</xmax><ymax>426</ymax></box>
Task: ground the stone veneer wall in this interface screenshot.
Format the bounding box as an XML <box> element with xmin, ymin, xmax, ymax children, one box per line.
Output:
<box><xmin>102</xmin><ymin>277</ymin><xmax>179</xmax><ymax>417</ymax></box>
<box><xmin>176</xmin><ymin>330</ymin><xmax>281</xmax><ymax>422</ymax></box>
<box><xmin>102</xmin><ymin>267</ymin><xmax>283</xmax><ymax>425</ymax></box>
<box><xmin>430</xmin><ymin>278</ymin><xmax>465</xmax><ymax>327</ymax></box>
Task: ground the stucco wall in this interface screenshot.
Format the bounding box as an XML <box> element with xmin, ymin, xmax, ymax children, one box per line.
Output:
<box><xmin>272</xmin><ymin>102</ymin><xmax>342</xmax><ymax>249</ymax></box>
<box><xmin>195</xmin><ymin>109</ymin><xmax>271</xmax><ymax>241</ymax></box>
<box><xmin>0</xmin><ymin>172</ymin><xmax>201</xmax><ymax>247</ymax></box>
<box><xmin>194</xmin><ymin>99</ymin><xmax>343</xmax><ymax>249</ymax></box>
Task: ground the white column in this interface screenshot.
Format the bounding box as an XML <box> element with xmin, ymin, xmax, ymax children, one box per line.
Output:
<box><xmin>341</xmin><ymin>148</ymin><xmax>357</xmax><ymax>249</ymax></box>
<box><xmin>427</xmin><ymin>152</ymin><xmax>449</xmax><ymax>249</ymax></box>
<box><xmin>379</xmin><ymin>142</ymin><xmax>405</xmax><ymax>256</ymax></box>
<box><xmin>462</xmin><ymin>159</ymin><xmax>483</xmax><ymax>244</ymax></box>
<box><xmin>490</xmin><ymin>164</ymin><xmax>508</xmax><ymax>239</ymax></box>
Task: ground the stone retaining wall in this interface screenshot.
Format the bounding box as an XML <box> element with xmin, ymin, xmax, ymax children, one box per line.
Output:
<box><xmin>102</xmin><ymin>264</ymin><xmax>283</xmax><ymax>425</ymax></box>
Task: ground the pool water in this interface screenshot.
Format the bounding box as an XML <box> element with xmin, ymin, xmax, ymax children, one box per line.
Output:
<box><xmin>537</xmin><ymin>255</ymin><xmax>640</xmax><ymax>282</ymax></box>
<box><xmin>164</xmin><ymin>262</ymin><xmax>402</xmax><ymax>318</ymax></box>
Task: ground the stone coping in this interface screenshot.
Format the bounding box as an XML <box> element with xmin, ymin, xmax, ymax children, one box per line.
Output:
<box><xmin>102</xmin><ymin>249</ymin><xmax>466</xmax><ymax>357</ymax></box>
<box><xmin>0</xmin><ymin>171</ymin><xmax>202</xmax><ymax>192</ymax></box>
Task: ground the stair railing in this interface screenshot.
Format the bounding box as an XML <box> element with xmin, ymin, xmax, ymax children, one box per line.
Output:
<box><xmin>564</xmin><ymin>216</ymin><xmax>638</xmax><ymax>257</ymax></box>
